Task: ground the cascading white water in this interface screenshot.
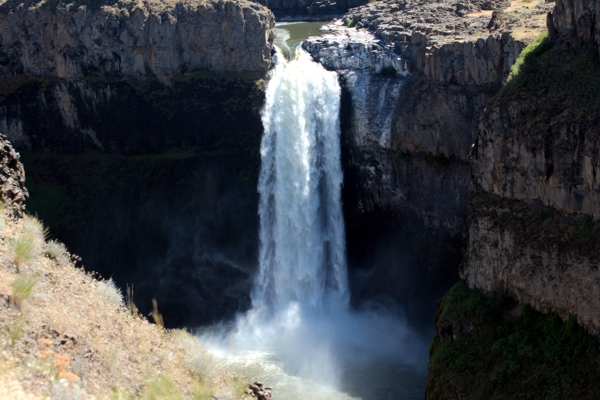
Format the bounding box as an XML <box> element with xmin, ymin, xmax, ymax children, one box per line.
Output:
<box><xmin>254</xmin><ymin>49</ymin><xmax>349</xmax><ymax>311</ymax></box>
<box><xmin>197</xmin><ymin>32</ymin><xmax>428</xmax><ymax>400</ymax></box>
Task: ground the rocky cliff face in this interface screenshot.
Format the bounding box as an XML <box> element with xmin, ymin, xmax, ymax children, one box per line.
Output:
<box><xmin>462</xmin><ymin>0</ymin><xmax>600</xmax><ymax>334</ymax></box>
<box><xmin>304</xmin><ymin>0</ymin><xmax>550</xmax><ymax>231</ymax></box>
<box><xmin>0</xmin><ymin>0</ymin><xmax>275</xmax><ymax>150</ymax></box>
<box><xmin>0</xmin><ymin>0</ymin><xmax>275</xmax><ymax>83</ymax></box>
<box><xmin>302</xmin><ymin>0</ymin><xmax>549</xmax><ymax>329</ymax></box>
<box><xmin>465</xmin><ymin>195</ymin><xmax>600</xmax><ymax>333</ymax></box>
<box><xmin>252</xmin><ymin>0</ymin><xmax>367</xmax><ymax>19</ymax></box>
<box><xmin>0</xmin><ymin>0</ymin><xmax>274</xmax><ymax>327</ymax></box>
<box><xmin>0</xmin><ymin>133</ymin><xmax>27</xmax><ymax>216</ymax></box>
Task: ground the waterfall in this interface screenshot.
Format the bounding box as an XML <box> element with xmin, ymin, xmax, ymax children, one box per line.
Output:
<box><xmin>253</xmin><ymin>49</ymin><xmax>349</xmax><ymax>311</ymax></box>
<box><xmin>197</xmin><ymin>41</ymin><xmax>428</xmax><ymax>399</ymax></box>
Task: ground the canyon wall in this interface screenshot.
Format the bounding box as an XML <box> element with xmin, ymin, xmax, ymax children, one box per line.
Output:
<box><xmin>462</xmin><ymin>0</ymin><xmax>600</xmax><ymax>333</ymax></box>
<box><xmin>0</xmin><ymin>0</ymin><xmax>274</xmax><ymax>81</ymax></box>
<box><xmin>0</xmin><ymin>0</ymin><xmax>274</xmax><ymax>327</ymax></box>
<box><xmin>252</xmin><ymin>0</ymin><xmax>367</xmax><ymax>19</ymax></box>
<box><xmin>0</xmin><ymin>0</ymin><xmax>274</xmax><ymax>150</ymax></box>
<box><xmin>304</xmin><ymin>0</ymin><xmax>548</xmax><ymax>328</ymax></box>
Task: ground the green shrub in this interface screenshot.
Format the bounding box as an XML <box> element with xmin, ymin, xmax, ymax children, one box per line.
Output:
<box><xmin>506</xmin><ymin>31</ymin><xmax>551</xmax><ymax>83</ymax></box>
<box><xmin>427</xmin><ymin>281</ymin><xmax>600</xmax><ymax>400</ymax></box>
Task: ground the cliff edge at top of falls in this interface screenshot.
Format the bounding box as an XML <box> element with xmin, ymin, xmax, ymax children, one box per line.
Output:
<box><xmin>305</xmin><ymin>0</ymin><xmax>552</xmax><ymax>87</ymax></box>
<box><xmin>0</xmin><ymin>0</ymin><xmax>275</xmax><ymax>82</ymax></box>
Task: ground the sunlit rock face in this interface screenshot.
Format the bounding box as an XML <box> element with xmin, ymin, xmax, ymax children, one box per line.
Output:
<box><xmin>0</xmin><ymin>0</ymin><xmax>275</xmax><ymax>83</ymax></box>
<box><xmin>0</xmin><ymin>0</ymin><xmax>275</xmax><ymax>151</ymax></box>
<box><xmin>462</xmin><ymin>0</ymin><xmax>600</xmax><ymax>335</ymax></box>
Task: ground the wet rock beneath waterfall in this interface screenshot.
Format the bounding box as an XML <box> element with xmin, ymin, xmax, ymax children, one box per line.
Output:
<box><xmin>243</xmin><ymin>381</ymin><xmax>272</xmax><ymax>399</ymax></box>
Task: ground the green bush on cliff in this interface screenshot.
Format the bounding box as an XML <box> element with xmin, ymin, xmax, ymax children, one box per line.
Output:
<box><xmin>500</xmin><ymin>30</ymin><xmax>600</xmax><ymax>116</ymax></box>
<box><xmin>427</xmin><ymin>281</ymin><xmax>600</xmax><ymax>400</ymax></box>
<box><xmin>506</xmin><ymin>31</ymin><xmax>551</xmax><ymax>83</ymax></box>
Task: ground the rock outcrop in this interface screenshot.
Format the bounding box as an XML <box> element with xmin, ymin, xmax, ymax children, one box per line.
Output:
<box><xmin>304</xmin><ymin>0</ymin><xmax>550</xmax><ymax>236</ymax></box>
<box><xmin>465</xmin><ymin>195</ymin><xmax>600</xmax><ymax>334</ymax></box>
<box><xmin>341</xmin><ymin>0</ymin><xmax>550</xmax><ymax>84</ymax></box>
<box><xmin>0</xmin><ymin>133</ymin><xmax>27</xmax><ymax>216</ymax></box>
<box><xmin>462</xmin><ymin>0</ymin><xmax>600</xmax><ymax>334</ymax></box>
<box><xmin>0</xmin><ymin>0</ymin><xmax>275</xmax><ymax>83</ymax></box>
<box><xmin>252</xmin><ymin>0</ymin><xmax>367</xmax><ymax>20</ymax></box>
<box><xmin>548</xmin><ymin>0</ymin><xmax>600</xmax><ymax>51</ymax></box>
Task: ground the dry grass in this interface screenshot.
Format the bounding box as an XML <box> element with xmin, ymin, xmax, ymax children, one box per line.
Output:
<box><xmin>0</xmin><ymin>209</ymin><xmax>247</xmax><ymax>399</ymax></box>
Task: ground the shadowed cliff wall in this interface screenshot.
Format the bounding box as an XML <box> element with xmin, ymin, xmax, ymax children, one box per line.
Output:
<box><xmin>0</xmin><ymin>0</ymin><xmax>275</xmax><ymax>328</ymax></box>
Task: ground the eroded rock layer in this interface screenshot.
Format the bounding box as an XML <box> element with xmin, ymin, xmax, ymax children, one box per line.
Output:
<box><xmin>462</xmin><ymin>0</ymin><xmax>600</xmax><ymax>334</ymax></box>
<box><xmin>0</xmin><ymin>0</ymin><xmax>275</xmax><ymax>83</ymax></box>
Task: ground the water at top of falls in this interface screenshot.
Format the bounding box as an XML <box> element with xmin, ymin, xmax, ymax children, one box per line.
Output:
<box><xmin>254</xmin><ymin>48</ymin><xmax>349</xmax><ymax>312</ymax></box>
<box><xmin>274</xmin><ymin>22</ymin><xmax>328</xmax><ymax>60</ymax></box>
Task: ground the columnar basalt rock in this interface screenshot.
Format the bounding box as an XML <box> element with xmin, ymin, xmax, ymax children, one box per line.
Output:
<box><xmin>0</xmin><ymin>0</ymin><xmax>275</xmax><ymax>83</ymax></box>
<box><xmin>549</xmin><ymin>0</ymin><xmax>600</xmax><ymax>49</ymax></box>
<box><xmin>464</xmin><ymin>196</ymin><xmax>600</xmax><ymax>334</ymax></box>
<box><xmin>304</xmin><ymin>1</ymin><xmax>544</xmax><ymax>234</ymax></box>
<box><xmin>0</xmin><ymin>0</ymin><xmax>275</xmax><ymax>151</ymax></box>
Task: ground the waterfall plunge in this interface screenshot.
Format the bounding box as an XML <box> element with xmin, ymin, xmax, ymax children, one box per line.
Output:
<box><xmin>254</xmin><ymin>49</ymin><xmax>349</xmax><ymax>312</ymax></box>
<box><xmin>198</xmin><ymin>47</ymin><xmax>427</xmax><ymax>400</ymax></box>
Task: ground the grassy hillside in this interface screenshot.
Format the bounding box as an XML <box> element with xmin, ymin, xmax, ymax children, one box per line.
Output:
<box><xmin>0</xmin><ymin>206</ymin><xmax>247</xmax><ymax>399</ymax></box>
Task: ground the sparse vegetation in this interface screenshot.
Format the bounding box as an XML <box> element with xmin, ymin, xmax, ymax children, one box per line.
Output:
<box><xmin>427</xmin><ymin>281</ymin><xmax>600</xmax><ymax>400</ymax></box>
<box><xmin>6</xmin><ymin>315</ymin><xmax>25</xmax><ymax>345</ymax></box>
<box><xmin>45</xmin><ymin>239</ymin><xmax>69</xmax><ymax>266</ymax></box>
<box><xmin>11</xmin><ymin>274</ymin><xmax>37</xmax><ymax>308</ymax></box>
<box><xmin>12</xmin><ymin>235</ymin><xmax>36</xmax><ymax>267</ymax></box>
<box><xmin>97</xmin><ymin>278</ymin><xmax>124</xmax><ymax>307</ymax></box>
<box><xmin>151</xmin><ymin>299</ymin><xmax>164</xmax><ymax>329</ymax></box>
<box><xmin>22</xmin><ymin>214</ymin><xmax>47</xmax><ymax>244</ymax></box>
<box><xmin>346</xmin><ymin>19</ymin><xmax>357</xmax><ymax>28</ymax></box>
<box><xmin>0</xmin><ymin>204</ymin><xmax>249</xmax><ymax>398</ymax></box>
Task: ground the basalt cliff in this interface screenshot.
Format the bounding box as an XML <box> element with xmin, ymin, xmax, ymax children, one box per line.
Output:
<box><xmin>0</xmin><ymin>0</ymin><xmax>275</xmax><ymax>327</ymax></box>
<box><xmin>425</xmin><ymin>0</ymin><xmax>600</xmax><ymax>396</ymax></box>
<box><xmin>463</xmin><ymin>0</ymin><xmax>600</xmax><ymax>334</ymax></box>
<box><xmin>303</xmin><ymin>0</ymin><xmax>551</xmax><ymax>327</ymax></box>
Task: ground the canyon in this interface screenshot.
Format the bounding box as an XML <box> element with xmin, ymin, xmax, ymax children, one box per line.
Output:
<box><xmin>0</xmin><ymin>0</ymin><xmax>598</xmax><ymax>396</ymax></box>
